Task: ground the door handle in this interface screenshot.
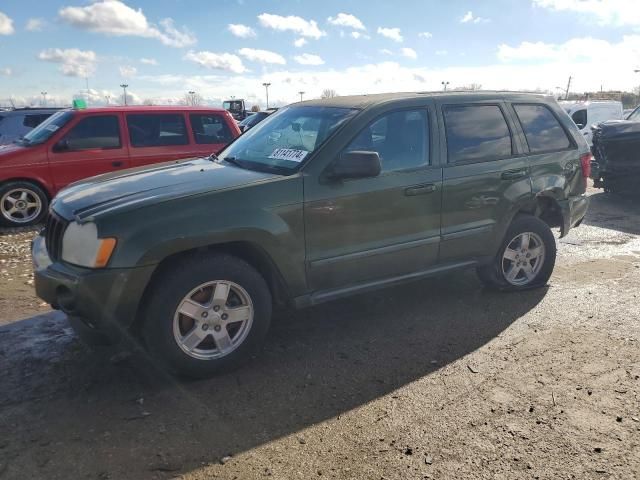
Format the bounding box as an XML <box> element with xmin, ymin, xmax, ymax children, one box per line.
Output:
<box><xmin>112</xmin><ymin>161</ymin><xmax>124</xmax><ymax>167</ymax></box>
<box><xmin>501</xmin><ymin>169</ymin><xmax>527</xmax><ymax>180</ymax></box>
<box><xmin>404</xmin><ymin>183</ymin><xmax>436</xmax><ymax>196</ymax></box>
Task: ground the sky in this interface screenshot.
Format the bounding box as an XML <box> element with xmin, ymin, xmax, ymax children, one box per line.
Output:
<box><xmin>0</xmin><ymin>0</ymin><xmax>640</xmax><ymax>108</ymax></box>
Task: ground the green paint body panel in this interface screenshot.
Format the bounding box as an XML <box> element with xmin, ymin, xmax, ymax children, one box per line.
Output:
<box><xmin>34</xmin><ymin>92</ymin><xmax>590</xmax><ymax>330</ymax></box>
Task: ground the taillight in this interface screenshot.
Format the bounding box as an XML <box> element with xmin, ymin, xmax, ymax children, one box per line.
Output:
<box><xmin>580</xmin><ymin>153</ymin><xmax>592</xmax><ymax>178</ymax></box>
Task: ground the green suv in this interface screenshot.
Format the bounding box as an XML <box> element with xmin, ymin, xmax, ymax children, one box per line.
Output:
<box><xmin>33</xmin><ymin>92</ymin><xmax>590</xmax><ymax>377</ymax></box>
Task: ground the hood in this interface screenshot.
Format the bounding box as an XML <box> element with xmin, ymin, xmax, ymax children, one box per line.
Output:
<box><xmin>592</xmin><ymin>119</ymin><xmax>640</xmax><ymax>140</ymax></box>
<box><xmin>52</xmin><ymin>157</ymin><xmax>278</xmax><ymax>221</ymax></box>
<box><xmin>0</xmin><ymin>143</ymin><xmax>27</xmax><ymax>158</ymax></box>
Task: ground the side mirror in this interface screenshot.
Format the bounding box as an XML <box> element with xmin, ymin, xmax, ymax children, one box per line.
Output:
<box><xmin>52</xmin><ymin>139</ymin><xmax>69</xmax><ymax>153</ymax></box>
<box><xmin>328</xmin><ymin>151</ymin><xmax>382</xmax><ymax>180</ymax></box>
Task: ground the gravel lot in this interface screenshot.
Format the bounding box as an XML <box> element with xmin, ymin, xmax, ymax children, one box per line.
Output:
<box><xmin>0</xmin><ymin>187</ymin><xmax>639</xmax><ymax>480</ymax></box>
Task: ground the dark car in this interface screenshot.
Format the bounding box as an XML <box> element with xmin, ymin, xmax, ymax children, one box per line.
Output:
<box><xmin>33</xmin><ymin>91</ymin><xmax>590</xmax><ymax>377</ymax></box>
<box><xmin>237</xmin><ymin>110</ymin><xmax>273</xmax><ymax>132</ymax></box>
<box><xmin>0</xmin><ymin>108</ymin><xmax>60</xmax><ymax>146</ymax></box>
<box><xmin>591</xmin><ymin>106</ymin><xmax>640</xmax><ymax>194</ymax></box>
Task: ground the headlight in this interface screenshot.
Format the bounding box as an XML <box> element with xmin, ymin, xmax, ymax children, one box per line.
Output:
<box><xmin>61</xmin><ymin>221</ymin><xmax>117</xmax><ymax>268</ymax></box>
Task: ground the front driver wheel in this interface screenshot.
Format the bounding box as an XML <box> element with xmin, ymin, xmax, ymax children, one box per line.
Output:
<box><xmin>143</xmin><ymin>253</ymin><xmax>272</xmax><ymax>377</ymax></box>
<box><xmin>477</xmin><ymin>215</ymin><xmax>556</xmax><ymax>291</ymax></box>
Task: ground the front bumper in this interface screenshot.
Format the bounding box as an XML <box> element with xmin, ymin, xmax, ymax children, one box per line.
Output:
<box><xmin>32</xmin><ymin>235</ymin><xmax>156</xmax><ymax>338</ymax></box>
<box><xmin>558</xmin><ymin>194</ymin><xmax>589</xmax><ymax>237</ymax></box>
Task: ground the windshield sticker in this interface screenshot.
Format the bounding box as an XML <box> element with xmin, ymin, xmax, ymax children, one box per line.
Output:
<box><xmin>268</xmin><ymin>148</ymin><xmax>309</xmax><ymax>162</ymax></box>
<box><xmin>45</xmin><ymin>125</ymin><xmax>60</xmax><ymax>132</ymax></box>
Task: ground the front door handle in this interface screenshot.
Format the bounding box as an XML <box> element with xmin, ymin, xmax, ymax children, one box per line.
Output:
<box><xmin>404</xmin><ymin>183</ymin><xmax>437</xmax><ymax>196</ymax></box>
<box><xmin>501</xmin><ymin>169</ymin><xmax>527</xmax><ymax>180</ymax></box>
<box><xmin>112</xmin><ymin>161</ymin><xmax>124</xmax><ymax>167</ymax></box>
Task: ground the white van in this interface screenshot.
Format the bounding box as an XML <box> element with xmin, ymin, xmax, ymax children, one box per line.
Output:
<box><xmin>560</xmin><ymin>100</ymin><xmax>624</xmax><ymax>145</ymax></box>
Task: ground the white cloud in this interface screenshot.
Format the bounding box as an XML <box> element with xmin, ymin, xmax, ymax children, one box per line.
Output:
<box><xmin>239</xmin><ymin>48</ymin><xmax>286</xmax><ymax>65</ymax></box>
<box><xmin>461</xmin><ymin>11</ymin><xmax>490</xmax><ymax>24</ymax></box>
<box><xmin>294</xmin><ymin>53</ymin><xmax>325</xmax><ymax>66</ymax></box>
<box><xmin>184</xmin><ymin>50</ymin><xmax>247</xmax><ymax>74</ymax></box>
<box><xmin>0</xmin><ymin>67</ymin><xmax>12</xmax><ymax>76</ymax></box>
<box><xmin>26</xmin><ymin>18</ymin><xmax>45</xmax><ymax>32</ymax></box>
<box><xmin>327</xmin><ymin>13</ymin><xmax>365</xmax><ymax>30</ymax></box>
<box><xmin>436</xmin><ymin>50</ymin><xmax>448</xmax><ymax>56</ymax></box>
<box><xmin>377</xmin><ymin>27</ymin><xmax>403</xmax><ymax>42</ymax></box>
<box><xmin>228</xmin><ymin>23</ymin><xmax>256</xmax><ymax>38</ymax></box>
<box><xmin>380</xmin><ymin>48</ymin><xmax>393</xmax><ymax>55</ymax></box>
<box><xmin>0</xmin><ymin>11</ymin><xmax>14</xmax><ymax>35</ymax></box>
<box><xmin>38</xmin><ymin>48</ymin><xmax>97</xmax><ymax>77</ymax></box>
<box><xmin>351</xmin><ymin>31</ymin><xmax>370</xmax><ymax>40</ymax></box>
<box><xmin>532</xmin><ymin>0</ymin><xmax>640</xmax><ymax>26</ymax></box>
<box><xmin>140</xmin><ymin>57</ymin><xmax>158</xmax><ymax>65</ymax></box>
<box><xmin>58</xmin><ymin>0</ymin><xmax>196</xmax><ymax>47</ymax></box>
<box><xmin>293</xmin><ymin>37</ymin><xmax>307</xmax><ymax>48</ymax></box>
<box><xmin>498</xmin><ymin>35</ymin><xmax>640</xmax><ymax>64</ymax></box>
<box><xmin>401</xmin><ymin>47</ymin><xmax>418</xmax><ymax>59</ymax></box>
<box><xmin>418</xmin><ymin>31</ymin><xmax>433</xmax><ymax>39</ymax></box>
<box><xmin>258</xmin><ymin>13</ymin><xmax>326</xmax><ymax>39</ymax></box>
<box><xmin>119</xmin><ymin>65</ymin><xmax>137</xmax><ymax>77</ymax></box>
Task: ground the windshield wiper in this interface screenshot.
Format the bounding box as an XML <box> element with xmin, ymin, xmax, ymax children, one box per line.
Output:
<box><xmin>222</xmin><ymin>156</ymin><xmax>247</xmax><ymax>169</ymax></box>
<box><xmin>208</xmin><ymin>152</ymin><xmax>218</xmax><ymax>162</ymax></box>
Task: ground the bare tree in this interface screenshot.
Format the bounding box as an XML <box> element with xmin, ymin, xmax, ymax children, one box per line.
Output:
<box><xmin>321</xmin><ymin>89</ymin><xmax>338</xmax><ymax>99</ymax></box>
<box><xmin>251</xmin><ymin>104</ymin><xmax>260</xmax><ymax>112</ymax></box>
<box><xmin>183</xmin><ymin>92</ymin><xmax>203</xmax><ymax>106</ymax></box>
<box><xmin>142</xmin><ymin>98</ymin><xmax>155</xmax><ymax>106</ymax></box>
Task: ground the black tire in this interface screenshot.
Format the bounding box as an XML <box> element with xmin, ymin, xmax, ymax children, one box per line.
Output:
<box><xmin>143</xmin><ymin>252</ymin><xmax>272</xmax><ymax>378</ymax></box>
<box><xmin>0</xmin><ymin>181</ymin><xmax>49</xmax><ymax>227</ymax></box>
<box><xmin>68</xmin><ymin>316</ymin><xmax>116</xmax><ymax>346</ymax></box>
<box><xmin>477</xmin><ymin>215</ymin><xmax>556</xmax><ymax>291</ymax></box>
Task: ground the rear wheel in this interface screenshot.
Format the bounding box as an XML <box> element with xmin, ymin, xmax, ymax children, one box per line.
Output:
<box><xmin>0</xmin><ymin>181</ymin><xmax>48</xmax><ymax>227</ymax></box>
<box><xmin>477</xmin><ymin>215</ymin><xmax>556</xmax><ymax>291</ymax></box>
<box><xmin>143</xmin><ymin>253</ymin><xmax>272</xmax><ymax>377</ymax></box>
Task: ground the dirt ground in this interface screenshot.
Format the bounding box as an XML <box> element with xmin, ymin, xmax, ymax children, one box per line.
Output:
<box><xmin>0</xmin><ymin>187</ymin><xmax>639</xmax><ymax>480</ymax></box>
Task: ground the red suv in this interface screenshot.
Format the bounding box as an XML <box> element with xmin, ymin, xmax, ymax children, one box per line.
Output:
<box><xmin>0</xmin><ymin>106</ymin><xmax>240</xmax><ymax>227</ymax></box>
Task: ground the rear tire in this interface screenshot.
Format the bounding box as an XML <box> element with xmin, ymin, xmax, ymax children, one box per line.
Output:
<box><xmin>0</xmin><ymin>181</ymin><xmax>48</xmax><ymax>227</ymax></box>
<box><xmin>143</xmin><ymin>252</ymin><xmax>272</xmax><ymax>378</ymax></box>
<box><xmin>477</xmin><ymin>215</ymin><xmax>556</xmax><ymax>291</ymax></box>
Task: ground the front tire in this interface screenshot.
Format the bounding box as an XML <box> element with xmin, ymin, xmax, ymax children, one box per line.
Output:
<box><xmin>477</xmin><ymin>215</ymin><xmax>556</xmax><ymax>291</ymax></box>
<box><xmin>143</xmin><ymin>253</ymin><xmax>272</xmax><ymax>378</ymax></box>
<box><xmin>0</xmin><ymin>181</ymin><xmax>48</xmax><ymax>227</ymax></box>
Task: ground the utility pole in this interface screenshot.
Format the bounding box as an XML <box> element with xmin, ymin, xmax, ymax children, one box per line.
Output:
<box><xmin>564</xmin><ymin>75</ymin><xmax>572</xmax><ymax>100</ymax></box>
<box><xmin>441</xmin><ymin>81</ymin><xmax>450</xmax><ymax>91</ymax></box>
<box><xmin>262</xmin><ymin>82</ymin><xmax>271</xmax><ymax>109</ymax></box>
<box><xmin>298</xmin><ymin>91</ymin><xmax>305</xmax><ymax>102</ymax></box>
<box><xmin>120</xmin><ymin>84</ymin><xmax>129</xmax><ymax>106</ymax></box>
<box><xmin>41</xmin><ymin>91</ymin><xmax>47</xmax><ymax>107</ymax></box>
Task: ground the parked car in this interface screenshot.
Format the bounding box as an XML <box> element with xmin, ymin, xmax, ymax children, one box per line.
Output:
<box><xmin>0</xmin><ymin>108</ymin><xmax>60</xmax><ymax>146</ymax></box>
<box><xmin>223</xmin><ymin>98</ymin><xmax>251</xmax><ymax>121</ymax></box>
<box><xmin>591</xmin><ymin>105</ymin><xmax>640</xmax><ymax>194</ymax></box>
<box><xmin>0</xmin><ymin>105</ymin><xmax>239</xmax><ymax>226</ymax></box>
<box><xmin>560</xmin><ymin>100</ymin><xmax>624</xmax><ymax>145</ymax></box>
<box><xmin>238</xmin><ymin>110</ymin><xmax>273</xmax><ymax>132</ymax></box>
<box><xmin>33</xmin><ymin>92</ymin><xmax>590</xmax><ymax>377</ymax></box>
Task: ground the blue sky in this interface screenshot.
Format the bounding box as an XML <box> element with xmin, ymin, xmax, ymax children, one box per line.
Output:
<box><xmin>0</xmin><ymin>0</ymin><xmax>639</xmax><ymax>107</ymax></box>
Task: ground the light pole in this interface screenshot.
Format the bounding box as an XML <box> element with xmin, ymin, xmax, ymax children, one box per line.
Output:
<box><xmin>40</xmin><ymin>91</ymin><xmax>47</xmax><ymax>107</ymax></box>
<box><xmin>120</xmin><ymin>84</ymin><xmax>129</xmax><ymax>106</ymax></box>
<box><xmin>298</xmin><ymin>91</ymin><xmax>305</xmax><ymax>102</ymax></box>
<box><xmin>105</xmin><ymin>94</ymin><xmax>111</xmax><ymax>105</ymax></box>
<box><xmin>262</xmin><ymin>82</ymin><xmax>271</xmax><ymax>109</ymax></box>
<box><xmin>441</xmin><ymin>81</ymin><xmax>450</xmax><ymax>91</ymax></box>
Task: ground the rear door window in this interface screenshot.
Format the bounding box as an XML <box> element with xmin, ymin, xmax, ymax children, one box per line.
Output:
<box><xmin>127</xmin><ymin>114</ymin><xmax>189</xmax><ymax>147</ymax></box>
<box><xmin>60</xmin><ymin>115</ymin><xmax>121</xmax><ymax>151</ymax></box>
<box><xmin>190</xmin><ymin>114</ymin><xmax>233</xmax><ymax>144</ymax></box>
<box><xmin>443</xmin><ymin>104</ymin><xmax>513</xmax><ymax>163</ymax></box>
<box><xmin>513</xmin><ymin>104</ymin><xmax>572</xmax><ymax>153</ymax></box>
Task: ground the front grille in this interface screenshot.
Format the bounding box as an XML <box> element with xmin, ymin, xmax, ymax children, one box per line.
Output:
<box><xmin>44</xmin><ymin>211</ymin><xmax>68</xmax><ymax>262</ymax></box>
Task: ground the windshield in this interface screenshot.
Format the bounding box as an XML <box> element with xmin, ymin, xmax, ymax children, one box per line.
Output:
<box><xmin>219</xmin><ymin>106</ymin><xmax>358</xmax><ymax>174</ymax></box>
<box><xmin>20</xmin><ymin>110</ymin><xmax>74</xmax><ymax>146</ymax></box>
<box><xmin>223</xmin><ymin>100</ymin><xmax>243</xmax><ymax>112</ymax></box>
<box><xmin>627</xmin><ymin>106</ymin><xmax>640</xmax><ymax>122</ymax></box>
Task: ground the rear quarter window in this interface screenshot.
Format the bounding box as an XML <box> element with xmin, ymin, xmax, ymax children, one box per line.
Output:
<box><xmin>443</xmin><ymin>104</ymin><xmax>513</xmax><ymax>163</ymax></box>
<box><xmin>190</xmin><ymin>113</ymin><xmax>233</xmax><ymax>144</ymax></box>
<box><xmin>513</xmin><ymin>104</ymin><xmax>572</xmax><ymax>153</ymax></box>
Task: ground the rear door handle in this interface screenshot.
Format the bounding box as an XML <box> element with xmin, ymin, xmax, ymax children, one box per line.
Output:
<box><xmin>501</xmin><ymin>169</ymin><xmax>527</xmax><ymax>180</ymax></box>
<box><xmin>404</xmin><ymin>183</ymin><xmax>437</xmax><ymax>196</ymax></box>
<box><xmin>112</xmin><ymin>161</ymin><xmax>124</xmax><ymax>167</ymax></box>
